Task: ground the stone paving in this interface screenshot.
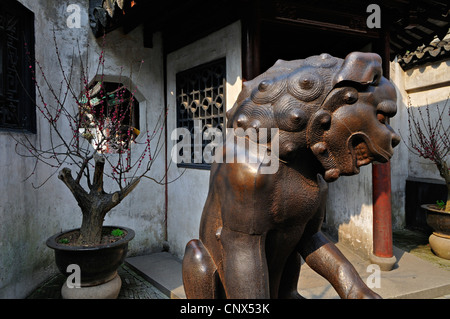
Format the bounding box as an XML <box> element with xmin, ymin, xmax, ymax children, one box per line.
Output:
<box><xmin>392</xmin><ymin>229</ymin><xmax>450</xmax><ymax>299</ymax></box>
<box><xmin>118</xmin><ymin>264</ymin><xmax>168</xmax><ymax>299</ymax></box>
<box><xmin>393</xmin><ymin>229</ymin><xmax>450</xmax><ymax>272</ymax></box>
<box><xmin>27</xmin><ymin>264</ymin><xmax>168</xmax><ymax>299</ymax></box>
<box><xmin>27</xmin><ymin>228</ymin><xmax>450</xmax><ymax>299</ymax></box>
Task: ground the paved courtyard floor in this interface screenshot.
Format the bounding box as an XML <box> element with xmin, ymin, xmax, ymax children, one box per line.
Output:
<box><xmin>27</xmin><ymin>264</ymin><xmax>168</xmax><ymax>299</ymax></box>
<box><xmin>393</xmin><ymin>229</ymin><xmax>450</xmax><ymax>272</ymax></box>
<box><xmin>27</xmin><ymin>228</ymin><xmax>450</xmax><ymax>299</ymax></box>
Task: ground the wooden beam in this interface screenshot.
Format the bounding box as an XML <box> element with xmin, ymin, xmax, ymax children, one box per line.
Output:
<box><xmin>241</xmin><ymin>0</ymin><xmax>262</xmax><ymax>81</ymax></box>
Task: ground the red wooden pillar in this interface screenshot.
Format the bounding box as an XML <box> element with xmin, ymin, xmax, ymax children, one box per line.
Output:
<box><xmin>372</xmin><ymin>162</ymin><xmax>393</xmax><ymax>258</ymax></box>
<box><xmin>370</xmin><ymin>162</ymin><xmax>396</xmax><ymax>270</ymax></box>
<box><xmin>370</xmin><ymin>25</ymin><xmax>396</xmax><ymax>271</ymax></box>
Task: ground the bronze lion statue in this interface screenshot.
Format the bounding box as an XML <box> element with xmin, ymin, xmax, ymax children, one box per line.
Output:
<box><xmin>182</xmin><ymin>52</ymin><xmax>400</xmax><ymax>299</ymax></box>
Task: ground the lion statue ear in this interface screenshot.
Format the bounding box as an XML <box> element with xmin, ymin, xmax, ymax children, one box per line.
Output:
<box><xmin>333</xmin><ymin>52</ymin><xmax>382</xmax><ymax>86</ymax></box>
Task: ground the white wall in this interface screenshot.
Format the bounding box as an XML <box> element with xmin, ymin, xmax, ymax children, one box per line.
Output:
<box><xmin>325</xmin><ymin>166</ymin><xmax>374</xmax><ymax>258</ymax></box>
<box><xmin>389</xmin><ymin>59</ymin><xmax>410</xmax><ymax>230</ymax></box>
<box><xmin>166</xmin><ymin>21</ymin><xmax>242</xmax><ymax>258</ymax></box>
<box><xmin>390</xmin><ymin>58</ymin><xmax>450</xmax><ymax>230</ymax></box>
<box><xmin>0</xmin><ymin>0</ymin><xmax>166</xmax><ymax>298</ymax></box>
<box><xmin>403</xmin><ymin>60</ymin><xmax>450</xmax><ymax>181</ymax></box>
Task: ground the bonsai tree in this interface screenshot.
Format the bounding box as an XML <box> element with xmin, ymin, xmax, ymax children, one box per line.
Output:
<box><xmin>406</xmin><ymin>98</ymin><xmax>450</xmax><ymax>212</ymax></box>
<box><xmin>13</xmin><ymin>32</ymin><xmax>168</xmax><ymax>245</ymax></box>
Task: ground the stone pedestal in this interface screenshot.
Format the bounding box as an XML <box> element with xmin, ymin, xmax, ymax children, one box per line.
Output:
<box><xmin>61</xmin><ymin>273</ymin><xmax>122</xmax><ymax>299</ymax></box>
<box><xmin>429</xmin><ymin>233</ymin><xmax>450</xmax><ymax>260</ymax></box>
<box><xmin>369</xmin><ymin>253</ymin><xmax>397</xmax><ymax>271</ymax></box>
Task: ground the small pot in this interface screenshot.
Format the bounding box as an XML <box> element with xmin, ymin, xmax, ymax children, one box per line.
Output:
<box><xmin>46</xmin><ymin>226</ymin><xmax>135</xmax><ymax>286</ymax></box>
<box><xmin>421</xmin><ymin>204</ymin><xmax>450</xmax><ymax>260</ymax></box>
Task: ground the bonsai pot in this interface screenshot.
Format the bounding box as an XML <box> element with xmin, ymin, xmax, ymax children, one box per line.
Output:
<box><xmin>46</xmin><ymin>226</ymin><xmax>135</xmax><ymax>298</ymax></box>
<box><xmin>421</xmin><ymin>204</ymin><xmax>450</xmax><ymax>260</ymax></box>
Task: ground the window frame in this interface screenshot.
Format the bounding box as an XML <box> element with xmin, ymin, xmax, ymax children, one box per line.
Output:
<box><xmin>175</xmin><ymin>58</ymin><xmax>227</xmax><ymax>170</ymax></box>
<box><xmin>0</xmin><ymin>0</ymin><xmax>36</xmax><ymax>133</ymax></box>
<box><xmin>80</xmin><ymin>80</ymin><xmax>141</xmax><ymax>154</ymax></box>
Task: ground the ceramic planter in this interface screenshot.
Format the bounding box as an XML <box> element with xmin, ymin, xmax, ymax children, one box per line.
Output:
<box><xmin>46</xmin><ymin>226</ymin><xmax>135</xmax><ymax>298</ymax></box>
<box><xmin>422</xmin><ymin>204</ymin><xmax>450</xmax><ymax>260</ymax></box>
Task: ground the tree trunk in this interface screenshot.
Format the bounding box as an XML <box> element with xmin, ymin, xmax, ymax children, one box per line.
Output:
<box><xmin>58</xmin><ymin>154</ymin><xmax>140</xmax><ymax>246</ymax></box>
<box><xmin>78</xmin><ymin>206</ymin><xmax>106</xmax><ymax>245</ymax></box>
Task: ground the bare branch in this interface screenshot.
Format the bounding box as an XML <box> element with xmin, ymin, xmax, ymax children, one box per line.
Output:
<box><xmin>92</xmin><ymin>153</ymin><xmax>106</xmax><ymax>193</ymax></box>
<box><xmin>58</xmin><ymin>168</ymin><xmax>91</xmax><ymax>211</ymax></box>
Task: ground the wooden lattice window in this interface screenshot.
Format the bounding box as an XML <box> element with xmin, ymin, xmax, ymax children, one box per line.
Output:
<box><xmin>176</xmin><ymin>58</ymin><xmax>226</xmax><ymax>169</ymax></box>
<box><xmin>0</xmin><ymin>0</ymin><xmax>35</xmax><ymax>132</ymax></box>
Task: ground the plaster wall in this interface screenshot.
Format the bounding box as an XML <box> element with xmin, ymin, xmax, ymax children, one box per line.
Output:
<box><xmin>166</xmin><ymin>21</ymin><xmax>242</xmax><ymax>258</ymax></box>
<box><xmin>403</xmin><ymin>60</ymin><xmax>450</xmax><ymax>182</ymax></box>
<box><xmin>390</xmin><ymin>58</ymin><xmax>449</xmax><ymax>233</ymax></box>
<box><xmin>325</xmin><ymin>166</ymin><xmax>374</xmax><ymax>259</ymax></box>
<box><xmin>0</xmin><ymin>0</ymin><xmax>166</xmax><ymax>298</ymax></box>
<box><xmin>389</xmin><ymin>59</ymin><xmax>410</xmax><ymax>230</ymax></box>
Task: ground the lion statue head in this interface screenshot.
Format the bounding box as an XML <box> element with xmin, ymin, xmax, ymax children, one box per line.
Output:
<box><xmin>226</xmin><ymin>52</ymin><xmax>400</xmax><ymax>182</ymax></box>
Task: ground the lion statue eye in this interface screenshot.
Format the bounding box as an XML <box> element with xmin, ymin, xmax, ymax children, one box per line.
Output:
<box><xmin>376</xmin><ymin>100</ymin><xmax>397</xmax><ymax>118</ymax></box>
<box><xmin>377</xmin><ymin>113</ymin><xmax>387</xmax><ymax>124</ymax></box>
<box><xmin>343</xmin><ymin>90</ymin><xmax>358</xmax><ymax>104</ymax></box>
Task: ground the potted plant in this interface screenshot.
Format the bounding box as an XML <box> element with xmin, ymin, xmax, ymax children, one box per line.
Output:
<box><xmin>13</xmin><ymin>32</ymin><xmax>167</xmax><ymax>298</ymax></box>
<box><xmin>406</xmin><ymin>98</ymin><xmax>450</xmax><ymax>259</ymax></box>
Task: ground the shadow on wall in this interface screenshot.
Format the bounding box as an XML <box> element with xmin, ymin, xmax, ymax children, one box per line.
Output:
<box><xmin>401</xmin><ymin>98</ymin><xmax>449</xmax><ymax>233</ymax></box>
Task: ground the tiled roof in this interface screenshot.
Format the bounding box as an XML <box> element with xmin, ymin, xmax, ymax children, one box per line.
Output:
<box><xmin>397</xmin><ymin>29</ymin><xmax>450</xmax><ymax>70</ymax></box>
<box><xmin>89</xmin><ymin>0</ymin><xmax>130</xmax><ymax>37</ymax></box>
<box><xmin>89</xmin><ymin>0</ymin><xmax>450</xmax><ymax>69</ymax></box>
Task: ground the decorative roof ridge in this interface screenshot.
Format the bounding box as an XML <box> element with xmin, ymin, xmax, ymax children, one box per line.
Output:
<box><xmin>398</xmin><ymin>28</ymin><xmax>450</xmax><ymax>70</ymax></box>
<box><xmin>90</xmin><ymin>0</ymin><xmax>134</xmax><ymax>37</ymax></box>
